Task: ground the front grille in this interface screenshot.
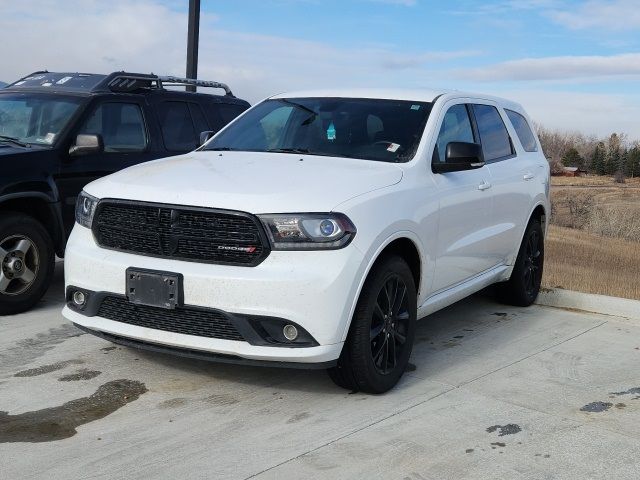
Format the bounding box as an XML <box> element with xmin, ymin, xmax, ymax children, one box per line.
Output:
<box><xmin>93</xmin><ymin>200</ymin><xmax>269</xmax><ymax>265</ymax></box>
<box><xmin>97</xmin><ymin>296</ymin><xmax>245</xmax><ymax>341</ymax></box>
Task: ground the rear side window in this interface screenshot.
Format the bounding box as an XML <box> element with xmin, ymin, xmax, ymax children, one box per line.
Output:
<box><xmin>217</xmin><ymin>103</ymin><xmax>247</xmax><ymax>124</ymax></box>
<box><xmin>505</xmin><ymin>109</ymin><xmax>538</xmax><ymax>152</ymax></box>
<box><xmin>79</xmin><ymin>102</ymin><xmax>147</xmax><ymax>152</ymax></box>
<box><xmin>472</xmin><ymin>104</ymin><xmax>513</xmax><ymax>161</ymax></box>
<box><xmin>158</xmin><ymin>101</ymin><xmax>197</xmax><ymax>151</ymax></box>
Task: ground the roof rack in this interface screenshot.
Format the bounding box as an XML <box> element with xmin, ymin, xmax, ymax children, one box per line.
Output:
<box><xmin>157</xmin><ymin>76</ymin><xmax>233</xmax><ymax>96</ymax></box>
<box><xmin>104</xmin><ymin>72</ymin><xmax>233</xmax><ymax>96</ymax></box>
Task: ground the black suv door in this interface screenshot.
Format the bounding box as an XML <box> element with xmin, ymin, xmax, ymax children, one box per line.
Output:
<box><xmin>56</xmin><ymin>97</ymin><xmax>159</xmax><ymax>233</ymax></box>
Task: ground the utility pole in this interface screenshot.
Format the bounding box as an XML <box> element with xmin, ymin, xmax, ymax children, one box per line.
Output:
<box><xmin>186</xmin><ymin>0</ymin><xmax>200</xmax><ymax>92</ymax></box>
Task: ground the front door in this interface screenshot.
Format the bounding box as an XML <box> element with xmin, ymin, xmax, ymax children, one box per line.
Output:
<box><xmin>430</xmin><ymin>102</ymin><xmax>497</xmax><ymax>293</ymax></box>
<box><xmin>56</xmin><ymin>100</ymin><xmax>157</xmax><ymax>234</ymax></box>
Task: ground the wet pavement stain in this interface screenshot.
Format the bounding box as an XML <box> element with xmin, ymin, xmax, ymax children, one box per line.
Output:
<box><xmin>100</xmin><ymin>346</ymin><xmax>118</xmax><ymax>353</ymax></box>
<box><xmin>0</xmin><ymin>379</ymin><xmax>147</xmax><ymax>443</ymax></box>
<box><xmin>615</xmin><ymin>403</ymin><xmax>626</xmax><ymax>409</ymax></box>
<box><xmin>58</xmin><ymin>369</ymin><xmax>102</xmax><ymax>382</ymax></box>
<box><xmin>491</xmin><ymin>442</ymin><xmax>506</xmax><ymax>448</ymax></box>
<box><xmin>491</xmin><ymin>312</ymin><xmax>508</xmax><ymax>317</ymax></box>
<box><xmin>580</xmin><ymin>401</ymin><xmax>613</xmax><ymax>413</ymax></box>
<box><xmin>453</xmin><ymin>335</ymin><xmax>464</xmax><ymax>339</ymax></box>
<box><xmin>486</xmin><ymin>424</ymin><xmax>522</xmax><ymax>436</ymax></box>
<box><xmin>611</xmin><ymin>387</ymin><xmax>640</xmax><ymax>396</ymax></box>
<box><xmin>406</xmin><ymin>363</ymin><xmax>417</xmax><ymax>372</ymax></box>
<box><xmin>205</xmin><ymin>393</ymin><xmax>239</xmax><ymax>406</ymax></box>
<box><xmin>158</xmin><ymin>398</ymin><xmax>188</xmax><ymax>409</ymax></box>
<box><xmin>287</xmin><ymin>412</ymin><xmax>311</xmax><ymax>424</ymax></box>
<box><xmin>465</xmin><ymin>448</ymin><xmax>474</xmax><ymax>454</ymax></box>
<box><xmin>14</xmin><ymin>359</ymin><xmax>84</xmax><ymax>378</ymax></box>
<box><xmin>0</xmin><ymin>325</ymin><xmax>85</xmax><ymax>372</ymax></box>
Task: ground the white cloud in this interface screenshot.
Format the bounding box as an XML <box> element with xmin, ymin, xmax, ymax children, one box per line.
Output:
<box><xmin>547</xmin><ymin>0</ymin><xmax>640</xmax><ymax>30</ymax></box>
<box><xmin>457</xmin><ymin>53</ymin><xmax>640</xmax><ymax>81</ymax></box>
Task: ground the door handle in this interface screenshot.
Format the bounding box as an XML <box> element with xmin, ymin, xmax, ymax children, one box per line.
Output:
<box><xmin>478</xmin><ymin>180</ymin><xmax>492</xmax><ymax>191</ymax></box>
<box><xmin>523</xmin><ymin>172</ymin><xmax>535</xmax><ymax>181</ymax></box>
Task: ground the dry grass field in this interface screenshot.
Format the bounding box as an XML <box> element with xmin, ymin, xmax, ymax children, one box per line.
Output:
<box><xmin>542</xmin><ymin>175</ymin><xmax>640</xmax><ymax>300</ymax></box>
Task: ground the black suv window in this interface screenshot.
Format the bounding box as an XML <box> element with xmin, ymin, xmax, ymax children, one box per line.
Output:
<box><xmin>434</xmin><ymin>104</ymin><xmax>475</xmax><ymax>163</ymax></box>
<box><xmin>505</xmin><ymin>109</ymin><xmax>538</xmax><ymax>152</ymax></box>
<box><xmin>472</xmin><ymin>104</ymin><xmax>513</xmax><ymax>161</ymax></box>
<box><xmin>79</xmin><ymin>102</ymin><xmax>147</xmax><ymax>152</ymax></box>
<box><xmin>158</xmin><ymin>101</ymin><xmax>199</xmax><ymax>151</ymax></box>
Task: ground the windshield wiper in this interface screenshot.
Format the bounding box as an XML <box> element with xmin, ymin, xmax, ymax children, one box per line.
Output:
<box><xmin>267</xmin><ymin>147</ymin><xmax>310</xmax><ymax>154</ymax></box>
<box><xmin>0</xmin><ymin>135</ymin><xmax>30</xmax><ymax>148</ymax></box>
<box><xmin>206</xmin><ymin>147</ymin><xmax>236</xmax><ymax>151</ymax></box>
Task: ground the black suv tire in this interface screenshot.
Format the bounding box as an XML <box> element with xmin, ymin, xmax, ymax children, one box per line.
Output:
<box><xmin>496</xmin><ymin>219</ymin><xmax>544</xmax><ymax>307</ymax></box>
<box><xmin>0</xmin><ymin>213</ymin><xmax>55</xmax><ymax>315</ymax></box>
<box><xmin>328</xmin><ymin>255</ymin><xmax>417</xmax><ymax>394</ymax></box>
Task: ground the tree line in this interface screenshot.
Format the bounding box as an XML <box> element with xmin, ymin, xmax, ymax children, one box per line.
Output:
<box><xmin>535</xmin><ymin>125</ymin><xmax>640</xmax><ymax>180</ymax></box>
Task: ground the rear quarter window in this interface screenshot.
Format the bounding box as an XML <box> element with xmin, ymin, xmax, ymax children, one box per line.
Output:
<box><xmin>505</xmin><ymin>109</ymin><xmax>538</xmax><ymax>152</ymax></box>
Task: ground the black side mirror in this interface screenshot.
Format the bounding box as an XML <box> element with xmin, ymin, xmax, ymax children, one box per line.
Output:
<box><xmin>432</xmin><ymin>142</ymin><xmax>485</xmax><ymax>173</ymax></box>
<box><xmin>69</xmin><ymin>134</ymin><xmax>103</xmax><ymax>156</ymax></box>
<box><xmin>199</xmin><ymin>130</ymin><xmax>215</xmax><ymax>147</ymax></box>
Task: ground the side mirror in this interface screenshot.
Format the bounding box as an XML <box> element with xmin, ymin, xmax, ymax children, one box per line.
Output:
<box><xmin>69</xmin><ymin>134</ymin><xmax>103</xmax><ymax>156</ymax></box>
<box><xmin>432</xmin><ymin>142</ymin><xmax>485</xmax><ymax>173</ymax></box>
<box><xmin>199</xmin><ymin>130</ymin><xmax>215</xmax><ymax>147</ymax></box>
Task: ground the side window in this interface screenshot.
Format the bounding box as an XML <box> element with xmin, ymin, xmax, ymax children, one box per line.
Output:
<box><xmin>434</xmin><ymin>104</ymin><xmax>475</xmax><ymax>163</ymax></box>
<box><xmin>472</xmin><ymin>104</ymin><xmax>513</xmax><ymax>161</ymax></box>
<box><xmin>188</xmin><ymin>103</ymin><xmax>210</xmax><ymax>136</ymax></box>
<box><xmin>79</xmin><ymin>102</ymin><xmax>147</xmax><ymax>152</ymax></box>
<box><xmin>158</xmin><ymin>101</ymin><xmax>197</xmax><ymax>151</ymax></box>
<box><xmin>217</xmin><ymin>103</ymin><xmax>247</xmax><ymax>124</ymax></box>
<box><xmin>505</xmin><ymin>109</ymin><xmax>538</xmax><ymax>152</ymax></box>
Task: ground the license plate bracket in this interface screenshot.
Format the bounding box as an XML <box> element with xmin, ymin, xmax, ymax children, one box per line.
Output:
<box><xmin>126</xmin><ymin>268</ymin><xmax>183</xmax><ymax>310</ymax></box>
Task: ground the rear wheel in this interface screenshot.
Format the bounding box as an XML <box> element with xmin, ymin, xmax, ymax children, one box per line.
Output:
<box><xmin>0</xmin><ymin>213</ymin><xmax>55</xmax><ymax>315</ymax></box>
<box><xmin>496</xmin><ymin>219</ymin><xmax>544</xmax><ymax>307</ymax></box>
<box><xmin>328</xmin><ymin>255</ymin><xmax>417</xmax><ymax>394</ymax></box>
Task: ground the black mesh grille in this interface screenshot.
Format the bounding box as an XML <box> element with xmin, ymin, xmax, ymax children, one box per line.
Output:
<box><xmin>93</xmin><ymin>201</ymin><xmax>268</xmax><ymax>265</ymax></box>
<box><xmin>97</xmin><ymin>296</ymin><xmax>245</xmax><ymax>341</ymax></box>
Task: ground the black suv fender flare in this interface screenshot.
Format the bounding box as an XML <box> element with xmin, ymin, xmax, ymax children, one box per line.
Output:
<box><xmin>0</xmin><ymin>192</ymin><xmax>67</xmax><ymax>257</ymax></box>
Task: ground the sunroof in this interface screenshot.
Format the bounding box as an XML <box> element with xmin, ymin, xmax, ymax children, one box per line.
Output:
<box><xmin>7</xmin><ymin>72</ymin><xmax>106</xmax><ymax>92</ymax></box>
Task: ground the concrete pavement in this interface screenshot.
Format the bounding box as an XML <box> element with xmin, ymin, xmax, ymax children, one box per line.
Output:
<box><xmin>1</xmin><ymin>264</ymin><xmax>639</xmax><ymax>479</ymax></box>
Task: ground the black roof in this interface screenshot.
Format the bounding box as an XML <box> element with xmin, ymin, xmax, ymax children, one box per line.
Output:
<box><xmin>3</xmin><ymin>71</ymin><xmax>236</xmax><ymax>98</ymax></box>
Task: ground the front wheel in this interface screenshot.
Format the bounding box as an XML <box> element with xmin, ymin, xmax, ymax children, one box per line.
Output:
<box><xmin>496</xmin><ymin>219</ymin><xmax>544</xmax><ymax>307</ymax></box>
<box><xmin>0</xmin><ymin>213</ymin><xmax>55</xmax><ymax>315</ymax></box>
<box><xmin>328</xmin><ymin>255</ymin><xmax>417</xmax><ymax>394</ymax></box>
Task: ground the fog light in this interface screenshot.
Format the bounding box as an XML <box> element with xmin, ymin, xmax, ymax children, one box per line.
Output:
<box><xmin>72</xmin><ymin>290</ymin><xmax>86</xmax><ymax>306</ymax></box>
<box><xmin>283</xmin><ymin>324</ymin><xmax>298</xmax><ymax>341</ymax></box>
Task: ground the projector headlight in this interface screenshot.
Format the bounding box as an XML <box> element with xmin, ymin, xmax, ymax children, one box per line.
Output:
<box><xmin>258</xmin><ymin>213</ymin><xmax>356</xmax><ymax>250</ymax></box>
<box><xmin>75</xmin><ymin>191</ymin><xmax>98</xmax><ymax>228</ymax></box>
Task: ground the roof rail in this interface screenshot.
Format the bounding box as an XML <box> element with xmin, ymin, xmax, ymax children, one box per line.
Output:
<box><xmin>157</xmin><ymin>76</ymin><xmax>233</xmax><ymax>96</ymax></box>
<box><xmin>105</xmin><ymin>73</ymin><xmax>161</xmax><ymax>92</ymax></box>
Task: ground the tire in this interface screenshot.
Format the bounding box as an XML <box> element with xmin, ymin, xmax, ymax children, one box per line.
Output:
<box><xmin>328</xmin><ymin>255</ymin><xmax>417</xmax><ymax>394</ymax></box>
<box><xmin>496</xmin><ymin>219</ymin><xmax>544</xmax><ymax>307</ymax></box>
<box><xmin>0</xmin><ymin>212</ymin><xmax>55</xmax><ymax>315</ymax></box>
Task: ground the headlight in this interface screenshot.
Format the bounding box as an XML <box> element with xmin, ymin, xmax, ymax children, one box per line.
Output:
<box><xmin>258</xmin><ymin>213</ymin><xmax>356</xmax><ymax>250</ymax></box>
<box><xmin>75</xmin><ymin>191</ymin><xmax>98</xmax><ymax>228</ymax></box>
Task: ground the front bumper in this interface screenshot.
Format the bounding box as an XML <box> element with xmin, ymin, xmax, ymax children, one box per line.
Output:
<box><xmin>63</xmin><ymin>226</ymin><xmax>367</xmax><ymax>364</ymax></box>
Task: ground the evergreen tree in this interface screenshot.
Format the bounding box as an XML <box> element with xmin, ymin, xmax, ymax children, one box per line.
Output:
<box><xmin>561</xmin><ymin>147</ymin><xmax>583</xmax><ymax>168</ymax></box>
<box><xmin>590</xmin><ymin>142</ymin><xmax>606</xmax><ymax>175</ymax></box>
<box><xmin>626</xmin><ymin>147</ymin><xmax>640</xmax><ymax>178</ymax></box>
<box><xmin>606</xmin><ymin>133</ymin><xmax>621</xmax><ymax>176</ymax></box>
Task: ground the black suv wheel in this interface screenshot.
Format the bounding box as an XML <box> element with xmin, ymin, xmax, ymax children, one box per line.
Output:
<box><xmin>0</xmin><ymin>213</ymin><xmax>55</xmax><ymax>315</ymax></box>
<box><xmin>328</xmin><ymin>255</ymin><xmax>417</xmax><ymax>394</ymax></box>
<box><xmin>496</xmin><ymin>219</ymin><xmax>544</xmax><ymax>307</ymax></box>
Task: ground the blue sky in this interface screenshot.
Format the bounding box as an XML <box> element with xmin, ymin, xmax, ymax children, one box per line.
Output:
<box><xmin>2</xmin><ymin>0</ymin><xmax>640</xmax><ymax>137</ymax></box>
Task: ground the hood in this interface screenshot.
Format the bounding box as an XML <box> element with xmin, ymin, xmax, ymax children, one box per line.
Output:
<box><xmin>0</xmin><ymin>143</ymin><xmax>48</xmax><ymax>156</ymax></box>
<box><xmin>85</xmin><ymin>151</ymin><xmax>404</xmax><ymax>213</ymax></box>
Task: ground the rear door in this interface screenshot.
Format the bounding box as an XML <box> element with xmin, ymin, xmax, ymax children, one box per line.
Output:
<box><xmin>430</xmin><ymin>101</ymin><xmax>497</xmax><ymax>293</ymax></box>
<box><xmin>474</xmin><ymin>103</ymin><xmax>540</xmax><ymax>263</ymax></box>
<box><xmin>56</xmin><ymin>97</ymin><xmax>159</xmax><ymax>233</ymax></box>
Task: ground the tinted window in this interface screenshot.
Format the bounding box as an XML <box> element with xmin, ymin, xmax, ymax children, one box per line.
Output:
<box><xmin>158</xmin><ymin>101</ymin><xmax>197</xmax><ymax>151</ymax></box>
<box><xmin>205</xmin><ymin>98</ymin><xmax>432</xmax><ymax>163</ymax></box>
<box><xmin>434</xmin><ymin>104</ymin><xmax>475</xmax><ymax>163</ymax></box>
<box><xmin>79</xmin><ymin>102</ymin><xmax>146</xmax><ymax>152</ymax></box>
<box><xmin>505</xmin><ymin>109</ymin><xmax>538</xmax><ymax>152</ymax></box>
<box><xmin>188</xmin><ymin>103</ymin><xmax>209</xmax><ymax>136</ymax></box>
<box><xmin>472</xmin><ymin>104</ymin><xmax>513</xmax><ymax>161</ymax></box>
<box><xmin>217</xmin><ymin>103</ymin><xmax>247</xmax><ymax>124</ymax></box>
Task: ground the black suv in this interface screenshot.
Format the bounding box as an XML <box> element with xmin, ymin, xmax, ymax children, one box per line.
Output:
<box><xmin>0</xmin><ymin>71</ymin><xmax>250</xmax><ymax>315</ymax></box>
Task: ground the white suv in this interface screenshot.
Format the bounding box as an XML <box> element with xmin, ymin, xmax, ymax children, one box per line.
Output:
<box><xmin>63</xmin><ymin>89</ymin><xmax>550</xmax><ymax>393</ymax></box>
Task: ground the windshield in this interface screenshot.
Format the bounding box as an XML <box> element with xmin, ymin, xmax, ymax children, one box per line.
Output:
<box><xmin>0</xmin><ymin>94</ymin><xmax>82</xmax><ymax>146</ymax></box>
<box><xmin>205</xmin><ymin>97</ymin><xmax>432</xmax><ymax>162</ymax></box>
